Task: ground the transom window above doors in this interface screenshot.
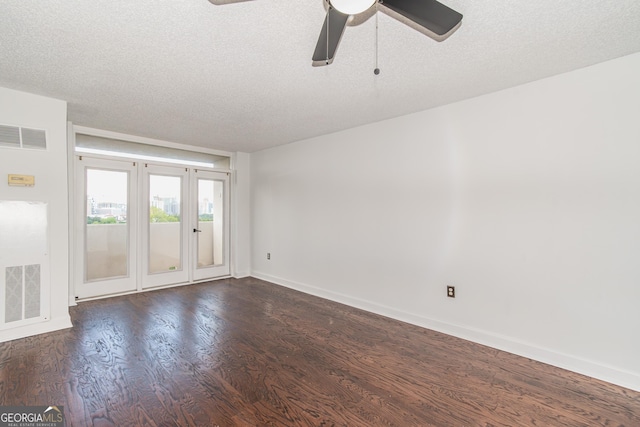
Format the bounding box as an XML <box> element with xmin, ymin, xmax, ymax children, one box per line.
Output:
<box><xmin>75</xmin><ymin>133</ymin><xmax>230</xmax><ymax>169</ymax></box>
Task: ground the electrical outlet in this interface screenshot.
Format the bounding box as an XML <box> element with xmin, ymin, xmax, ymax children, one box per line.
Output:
<box><xmin>267</xmin><ymin>252</ymin><xmax>271</xmax><ymax>260</ymax></box>
<box><xmin>447</xmin><ymin>286</ymin><xmax>455</xmax><ymax>298</ymax></box>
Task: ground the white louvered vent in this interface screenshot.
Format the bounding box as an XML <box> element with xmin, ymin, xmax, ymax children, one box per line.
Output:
<box><xmin>0</xmin><ymin>124</ymin><xmax>47</xmax><ymax>150</ymax></box>
<box><xmin>4</xmin><ymin>264</ymin><xmax>42</xmax><ymax>323</ymax></box>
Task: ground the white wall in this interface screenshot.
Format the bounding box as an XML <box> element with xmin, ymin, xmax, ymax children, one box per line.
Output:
<box><xmin>250</xmin><ymin>53</ymin><xmax>640</xmax><ymax>391</ymax></box>
<box><xmin>232</xmin><ymin>151</ymin><xmax>251</xmax><ymax>277</ymax></box>
<box><xmin>0</xmin><ymin>87</ymin><xmax>72</xmax><ymax>341</ymax></box>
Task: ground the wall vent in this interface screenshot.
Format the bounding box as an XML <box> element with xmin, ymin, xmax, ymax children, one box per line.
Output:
<box><xmin>4</xmin><ymin>264</ymin><xmax>41</xmax><ymax>323</ymax></box>
<box><xmin>0</xmin><ymin>124</ymin><xmax>47</xmax><ymax>150</ymax></box>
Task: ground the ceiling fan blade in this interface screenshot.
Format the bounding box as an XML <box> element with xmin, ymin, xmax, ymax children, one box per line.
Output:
<box><xmin>380</xmin><ymin>0</ymin><xmax>462</xmax><ymax>41</ymax></box>
<box><xmin>208</xmin><ymin>0</ymin><xmax>254</xmax><ymax>5</ymax></box>
<box><xmin>312</xmin><ymin>8</ymin><xmax>349</xmax><ymax>66</ymax></box>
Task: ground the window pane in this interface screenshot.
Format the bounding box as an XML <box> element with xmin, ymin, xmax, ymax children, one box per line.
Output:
<box><xmin>197</xmin><ymin>178</ymin><xmax>224</xmax><ymax>268</ymax></box>
<box><xmin>85</xmin><ymin>169</ymin><xmax>129</xmax><ymax>281</ymax></box>
<box><xmin>149</xmin><ymin>175</ymin><xmax>182</xmax><ymax>273</ymax></box>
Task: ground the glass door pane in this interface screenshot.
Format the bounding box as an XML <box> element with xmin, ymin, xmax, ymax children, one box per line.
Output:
<box><xmin>149</xmin><ymin>174</ymin><xmax>182</xmax><ymax>273</ymax></box>
<box><xmin>86</xmin><ymin>169</ymin><xmax>129</xmax><ymax>281</ymax></box>
<box><xmin>196</xmin><ymin>178</ymin><xmax>224</xmax><ymax>268</ymax></box>
<box><xmin>142</xmin><ymin>165</ymin><xmax>189</xmax><ymax>289</ymax></box>
<box><xmin>192</xmin><ymin>170</ymin><xmax>229</xmax><ymax>281</ymax></box>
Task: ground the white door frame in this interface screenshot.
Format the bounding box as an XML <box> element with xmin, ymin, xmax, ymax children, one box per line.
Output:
<box><xmin>74</xmin><ymin>156</ymin><xmax>138</xmax><ymax>299</ymax></box>
<box><xmin>141</xmin><ymin>163</ymin><xmax>190</xmax><ymax>289</ymax></box>
<box><xmin>191</xmin><ymin>169</ymin><xmax>230</xmax><ymax>281</ymax></box>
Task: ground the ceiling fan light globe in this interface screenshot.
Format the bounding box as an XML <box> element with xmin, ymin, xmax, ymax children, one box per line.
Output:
<box><xmin>330</xmin><ymin>0</ymin><xmax>376</xmax><ymax>15</ymax></box>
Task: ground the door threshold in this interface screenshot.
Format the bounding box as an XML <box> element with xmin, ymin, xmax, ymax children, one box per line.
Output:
<box><xmin>74</xmin><ymin>275</ymin><xmax>232</xmax><ymax>304</ymax></box>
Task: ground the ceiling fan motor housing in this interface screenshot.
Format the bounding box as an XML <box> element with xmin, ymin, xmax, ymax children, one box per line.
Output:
<box><xmin>330</xmin><ymin>0</ymin><xmax>377</xmax><ymax>15</ymax></box>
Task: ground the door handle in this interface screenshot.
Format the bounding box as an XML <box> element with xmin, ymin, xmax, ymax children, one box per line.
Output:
<box><xmin>193</xmin><ymin>228</ymin><xmax>201</xmax><ymax>233</ymax></box>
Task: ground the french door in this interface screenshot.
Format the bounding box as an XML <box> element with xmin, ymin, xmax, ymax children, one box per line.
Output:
<box><xmin>191</xmin><ymin>170</ymin><xmax>230</xmax><ymax>281</ymax></box>
<box><xmin>75</xmin><ymin>158</ymin><xmax>138</xmax><ymax>299</ymax></box>
<box><xmin>142</xmin><ymin>164</ymin><xmax>189</xmax><ymax>289</ymax></box>
<box><xmin>75</xmin><ymin>157</ymin><xmax>230</xmax><ymax>300</ymax></box>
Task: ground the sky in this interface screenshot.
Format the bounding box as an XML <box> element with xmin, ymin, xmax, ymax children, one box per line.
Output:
<box><xmin>87</xmin><ymin>169</ymin><xmax>215</xmax><ymax>207</ymax></box>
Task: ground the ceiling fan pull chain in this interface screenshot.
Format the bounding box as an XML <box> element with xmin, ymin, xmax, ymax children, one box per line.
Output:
<box><xmin>326</xmin><ymin>4</ymin><xmax>330</xmax><ymax>65</ymax></box>
<box><xmin>374</xmin><ymin>0</ymin><xmax>380</xmax><ymax>75</ymax></box>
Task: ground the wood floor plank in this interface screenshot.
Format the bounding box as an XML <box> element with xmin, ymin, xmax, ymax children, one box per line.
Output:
<box><xmin>0</xmin><ymin>277</ymin><xmax>638</xmax><ymax>426</ymax></box>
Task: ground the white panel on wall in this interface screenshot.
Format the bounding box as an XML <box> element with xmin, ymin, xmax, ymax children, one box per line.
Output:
<box><xmin>0</xmin><ymin>201</ymin><xmax>49</xmax><ymax>329</ymax></box>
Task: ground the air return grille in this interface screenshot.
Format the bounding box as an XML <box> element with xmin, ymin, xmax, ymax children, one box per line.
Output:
<box><xmin>0</xmin><ymin>124</ymin><xmax>47</xmax><ymax>149</ymax></box>
<box><xmin>5</xmin><ymin>264</ymin><xmax>41</xmax><ymax>323</ymax></box>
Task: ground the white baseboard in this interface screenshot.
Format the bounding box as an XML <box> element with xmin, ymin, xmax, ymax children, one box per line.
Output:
<box><xmin>0</xmin><ymin>315</ymin><xmax>73</xmax><ymax>343</ymax></box>
<box><xmin>252</xmin><ymin>271</ymin><xmax>640</xmax><ymax>392</ymax></box>
<box><xmin>233</xmin><ymin>271</ymin><xmax>251</xmax><ymax>279</ymax></box>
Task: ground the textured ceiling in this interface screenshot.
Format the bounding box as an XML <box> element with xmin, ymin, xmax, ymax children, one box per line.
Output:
<box><xmin>1</xmin><ymin>0</ymin><xmax>640</xmax><ymax>153</ymax></box>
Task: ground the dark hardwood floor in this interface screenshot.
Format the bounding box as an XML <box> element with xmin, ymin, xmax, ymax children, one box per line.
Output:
<box><xmin>1</xmin><ymin>277</ymin><xmax>639</xmax><ymax>426</ymax></box>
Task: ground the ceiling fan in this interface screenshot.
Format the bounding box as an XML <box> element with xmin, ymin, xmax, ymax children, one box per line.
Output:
<box><xmin>312</xmin><ymin>0</ymin><xmax>463</xmax><ymax>66</ymax></box>
<box><xmin>208</xmin><ymin>0</ymin><xmax>253</xmax><ymax>4</ymax></box>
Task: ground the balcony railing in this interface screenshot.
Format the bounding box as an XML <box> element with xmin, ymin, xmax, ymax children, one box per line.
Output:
<box><xmin>85</xmin><ymin>222</ymin><xmax>214</xmax><ymax>281</ymax></box>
